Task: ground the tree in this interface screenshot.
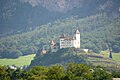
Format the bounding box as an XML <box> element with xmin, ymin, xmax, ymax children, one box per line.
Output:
<box><xmin>12</xmin><ymin>68</ymin><xmax>22</xmax><ymax>80</ymax></box>
<box><xmin>28</xmin><ymin>66</ymin><xmax>48</xmax><ymax>80</ymax></box>
<box><xmin>109</xmin><ymin>50</ymin><xmax>112</xmax><ymax>58</ymax></box>
<box><xmin>20</xmin><ymin>70</ymin><xmax>29</xmax><ymax>79</ymax></box>
<box><xmin>47</xmin><ymin>65</ymin><xmax>65</xmax><ymax>80</ymax></box>
<box><xmin>0</xmin><ymin>65</ymin><xmax>10</xmax><ymax>80</ymax></box>
<box><xmin>112</xmin><ymin>45</ymin><xmax>120</xmax><ymax>53</ymax></box>
<box><xmin>66</xmin><ymin>63</ymin><xmax>93</xmax><ymax>80</ymax></box>
<box><xmin>93</xmin><ymin>68</ymin><xmax>112</xmax><ymax>80</ymax></box>
<box><xmin>6</xmin><ymin>67</ymin><xmax>14</xmax><ymax>80</ymax></box>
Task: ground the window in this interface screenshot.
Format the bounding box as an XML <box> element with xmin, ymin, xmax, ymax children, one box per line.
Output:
<box><xmin>61</xmin><ymin>40</ymin><xmax>64</xmax><ymax>41</ymax></box>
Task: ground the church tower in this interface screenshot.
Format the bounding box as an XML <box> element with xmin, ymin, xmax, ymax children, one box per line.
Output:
<box><xmin>75</xmin><ymin>30</ymin><xmax>80</xmax><ymax>41</ymax></box>
<box><xmin>74</xmin><ymin>29</ymin><xmax>80</xmax><ymax>48</ymax></box>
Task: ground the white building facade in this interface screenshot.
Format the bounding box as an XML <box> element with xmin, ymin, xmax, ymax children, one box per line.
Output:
<box><xmin>60</xmin><ymin>30</ymin><xmax>80</xmax><ymax>49</ymax></box>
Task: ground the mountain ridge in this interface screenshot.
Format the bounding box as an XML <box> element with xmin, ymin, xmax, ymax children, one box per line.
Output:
<box><xmin>0</xmin><ymin>0</ymin><xmax>120</xmax><ymax>34</ymax></box>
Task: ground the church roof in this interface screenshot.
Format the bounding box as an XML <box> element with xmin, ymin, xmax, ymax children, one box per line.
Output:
<box><xmin>60</xmin><ymin>30</ymin><xmax>80</xmax><ymax>40</ymax></box>
<box><xmin>60</xmin><ymin>35</ymin><xmax>74</xmax><ymax>40</ymax></box>
<box><xmin>76</xmin><ymin>29</ymin><xmax>80</xmax><ymax>34</ymax></box>
<box><xmin>64</xmin><ymin>36</ymin><xmax>74</xmax><ymax>40</ymax></box>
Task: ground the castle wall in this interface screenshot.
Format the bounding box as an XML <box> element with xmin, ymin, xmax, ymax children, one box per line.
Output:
<box><xmin>60</xmin><ymin>39</ymin><xmax>73</xmax><ymax>49</ymax></box>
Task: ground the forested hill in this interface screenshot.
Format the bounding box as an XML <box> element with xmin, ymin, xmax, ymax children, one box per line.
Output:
<box><xmin>0</xmin><ymin>0</ymin><xmax>120</xmax><ymax>35</ymax></box>
<box><xmin>0</xmin><ymin>13</ymin><xmax>120</xmax><ymax>58</ymax></box>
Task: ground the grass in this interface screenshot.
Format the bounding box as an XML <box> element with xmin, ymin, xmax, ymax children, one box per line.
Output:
<box><xmin>87</xmin><ymin>53</ymin><xmax>117</xmax><ymax>67</ymax></box>
<box><xmin>101</xmin><ymin>51</ymin><xmax>120</xmax><ymax>63</ymax></box>
<box><xmin>0</xmin><ymin>54</ymin><xmax>35</xmax><ymax>67</ymax></box>
<box><xmin>85</xmin><ymin>51</ymin><xmax>120</xmax><ymax>67</ymax></box>
<box><xmin>0</xmin><ymin>51</ymin><xmax>119</xmax><ymax>67</ymax></box>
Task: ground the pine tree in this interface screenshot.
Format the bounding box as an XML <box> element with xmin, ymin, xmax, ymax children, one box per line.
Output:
<box><xmin>109</xmin><ymin>50</ymin><xmax>112</xmax><ymax>59</ymax></box>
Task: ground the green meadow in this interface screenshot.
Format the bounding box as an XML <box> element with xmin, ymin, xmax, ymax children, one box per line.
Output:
<box><xmin>101</xmin><ymin>51</ymin><xmax>120</xmax><ymax>63</ymax></box>
<box><xmin>0</xmin><ymin>54</ymin><xmax>35</xmax><ymax>66</ymax></box>
<box><xmin>0</xmin><ymin>51</ymin><xmax>119</xmax><ymax>67</ymax></box>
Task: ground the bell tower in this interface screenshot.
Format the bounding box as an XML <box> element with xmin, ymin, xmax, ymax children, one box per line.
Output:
<box><xmin>75</xmin><ymin>29</ymin><xmax>80</xmax><ymax>48</ymax></box>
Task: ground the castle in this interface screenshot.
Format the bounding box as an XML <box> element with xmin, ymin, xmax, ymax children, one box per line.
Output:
<box><xmin>41</xmin><ymin>29</ymin><xmax>89</xmax><ymax>54</ymax></box>
<box><xmin>49</xmin><ymin>30</ymin><xmax>80</xmax><ymax>53</ymax></box>
<box><xmin>60</xmin><ymin>29</ymin><xmax>80</xmax><ymax>49</ymax></box>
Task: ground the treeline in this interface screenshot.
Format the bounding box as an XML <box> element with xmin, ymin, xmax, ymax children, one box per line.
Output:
<box><xmin>0</xmin><ymin>13</ymin><xmax>120</xmax><ymax>58</ymax></box>
<box><xmin>1</xmin><ymin>63</ymin><xmax>118</xmax><ymax>80</ymax></box>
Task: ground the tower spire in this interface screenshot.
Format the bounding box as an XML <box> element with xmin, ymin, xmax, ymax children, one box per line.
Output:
<box><xmin>76</xmin><ymin>29</ymin><xmax>80</xmax><ymax>34</ymax></box>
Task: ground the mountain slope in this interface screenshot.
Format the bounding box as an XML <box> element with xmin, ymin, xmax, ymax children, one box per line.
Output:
<box><xmin>0</xmin><ymin>13</ymin><xmax>120</xmax><ymax>58</ymax></box>
<box><xmin>0</xmin><ymin>0</ymin><xmax>120</xmax><ymax>35</ymax></box>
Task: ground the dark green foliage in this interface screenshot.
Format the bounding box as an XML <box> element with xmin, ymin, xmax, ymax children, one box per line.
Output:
<box><xmin>105</xmin><ymin>67</ymin><xmax>120</xmax><ymax>78</ymax></box>
<box><xmin>0</xmin><ymin>65</ymin><xmax>10</xmax><ymax>80</ymax></box>
<box><xmin>1</xmin><ymin>49</ymin><xmax>22</xmax><ymax>58</ymax></box>
<box><xmin>93</xmin><ymin>68</ymin><xmax>113</xmax><ymax>80</ymax></box>
<box><xmin>0</xmin><ymin>63</ymin><xmax>113</xmax><ymax>80</ymax></box>
<box><xmin>30</xmin><ymin>48</ymin><xmax>89</xmax><ymax>67</ymax></box>
<box><xmin>65</xmin><ymin>63</ymin><xmax>93</xmax><ymax>80</ymax></box>
<box><xmin>112</xmin><ymin>70</ymin><xmax>120</xmax><ymax>78</ymax></box>
<box><xmin>12</xmin><ymin>68</ymin><xmax>22</xmax><ymax>80</ymax></box>
<box><xmin>47</xmin><ymin>65</ymin><xmax>65</xmax><ymax>80</ymax></box>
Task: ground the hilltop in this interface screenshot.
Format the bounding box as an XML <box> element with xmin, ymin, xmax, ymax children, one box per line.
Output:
<box><xmin>29</xmin><ymin>47</ymin><xmax>120</xmax><ymax>67</ymax></box>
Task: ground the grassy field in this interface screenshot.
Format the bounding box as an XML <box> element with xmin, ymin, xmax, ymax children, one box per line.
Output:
<box><xmin>0</xmin><ymin>54</ymin><xmax>35</xmax><ymax>66</ymax></box>
<box><xmin>101</xmin><ymin>51</ymin><xmax>120</xmax><ymax>63</ymax></box>
<box><xmin>86</xmin><ymin>53</ymin><xmax>119</xmax><ymax>67</ymax></box>
<box><xmin>0</xmin><ymin>51</ymin><xmax>119</xmax><ymax>67</ymax></box>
